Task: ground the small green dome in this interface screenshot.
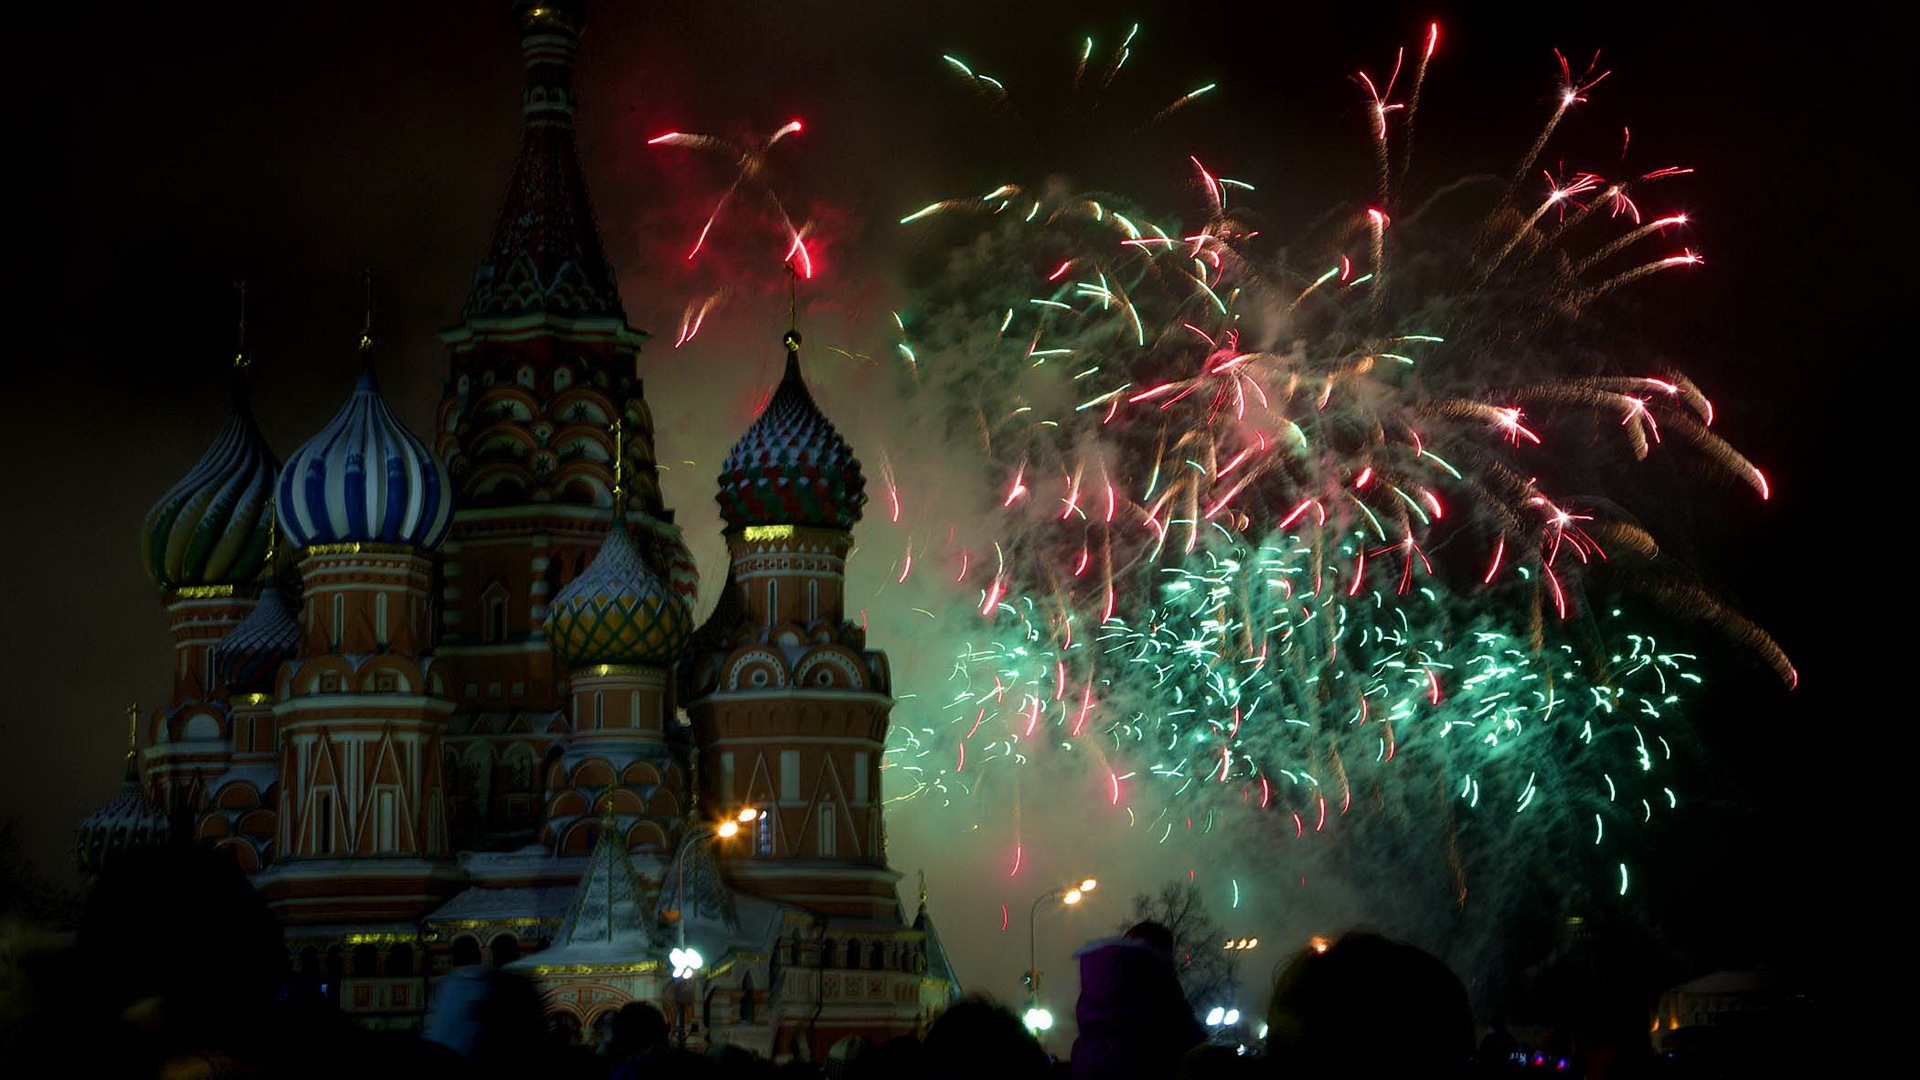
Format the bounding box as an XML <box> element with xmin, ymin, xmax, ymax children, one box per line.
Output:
<box><xmin>548</xmin><ymin>516</ymin><xmax>692</xmax><ymax>668</ymax></box>
<box><xmin>142</xmin><ymin>384</ymin><xmax>278</xmax><ymax>591</ymax></box>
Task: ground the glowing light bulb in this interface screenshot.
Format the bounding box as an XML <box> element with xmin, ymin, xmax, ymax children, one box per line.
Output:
<box><xmin>669</xmin><ymin>947</ymin><xmax>703</xmax><ymax>978</ymax></box>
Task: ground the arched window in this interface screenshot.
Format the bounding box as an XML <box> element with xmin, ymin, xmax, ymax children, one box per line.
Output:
<box><xmin>450</xmin><ymin>935</ymin><xmax>482</xmax><ymax>967</ymax></box>
<box><xmin>739</xmin><ymin>973</ymin><xmax>755</xmax><ymax>1023</ymax></box>
<box><xmin>353</xmin><ymin>943</ymin><xmax>379</xmax><ymax>977</ymax></box>
<box><xmin>817</xmin><ymin>799</ymin><xmax>837</xmax><ymax>857</ymax></box>
<box><xmin>388</xmin><ymin>943</ymin><xmax>415</xmax><ymax>976</ymax></box>
<box><xmin>486</xmin><ymin>593</ymin><xmax>508</xmax><ymax>644</ymax></box>
<box><xmin>490</xmin><ymin>933</ymin><xmax>521</xmax><ymax>967</ymax></box>
<box><xmin>314</xmin><ymin>791</ymin><xmax>335</xmax><ymax>854</ymax></box>
<box><xmin>754</xmin><ymin>803</ymin><xmax>774</xmax><ymax>857</ymax></box>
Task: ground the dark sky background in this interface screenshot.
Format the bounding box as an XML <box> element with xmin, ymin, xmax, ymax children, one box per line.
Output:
<box><xmin>3</xmin><ymin>0</ymin><xmax>1901</xmax><ymax>1019</ymax></box>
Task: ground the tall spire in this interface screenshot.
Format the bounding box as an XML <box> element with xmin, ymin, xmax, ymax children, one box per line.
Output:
<box><xmin>226</xmin><ymin>279</ymin><xmax>254</xmax><ymax>409</ymax></box>
<box><xmin>233</xmin><ymin>280</ymin><xmax>250</xmax><ymax>370</ymax></box>
<box><xmin>462</xmin><ymin>2</ymin><xmax>624</xmax><ymax>321</ymax></box>
<box><xmin>610</xmin><ymin>412</ymin><xmax>625</xmax><ymax>516</ymax></box>
<box><xmin>123</xmin><ymin>703</ymin><xmax>140</xmax><ymax>783</ymax></box>
<box><xmin>358</xmin><ymin>269</ymin><xmax>376</xmax><ymax>368</ymax></box>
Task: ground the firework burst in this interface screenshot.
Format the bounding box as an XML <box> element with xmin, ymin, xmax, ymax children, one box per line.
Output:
<box><xmin>870</xmin><ymin>24</ymin><xmax>1788</xmax><ymax>952</ymax></box>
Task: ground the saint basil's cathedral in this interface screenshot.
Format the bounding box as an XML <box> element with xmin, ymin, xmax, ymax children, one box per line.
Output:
<box><xmin>75</xmin><ymin>1</ymin><xmax>957</xmax><ymax>1057</ymax></box>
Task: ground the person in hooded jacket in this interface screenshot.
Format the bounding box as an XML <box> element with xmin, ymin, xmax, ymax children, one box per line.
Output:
<box><xmin>1070</xmin><ymin>921</ymin><xmax>1206</xmax><ymax>1080</ymax></box>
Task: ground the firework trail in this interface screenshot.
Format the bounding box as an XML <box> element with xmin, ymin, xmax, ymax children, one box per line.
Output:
<box><xmin>868</xmin><ymin>24</ymin><xmax>1787</xmax><ymax>975</ymax></box>
<box><xmin>649</xmin><ymin>119</ymin><xmax>812</xmax><ymax>344</ymax></box>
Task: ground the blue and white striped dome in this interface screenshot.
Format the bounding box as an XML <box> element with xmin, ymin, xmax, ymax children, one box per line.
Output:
<box><xmin>277</xmin><ymin>371</ymin><xmax>454</xmax><ymax>550</ymax></box>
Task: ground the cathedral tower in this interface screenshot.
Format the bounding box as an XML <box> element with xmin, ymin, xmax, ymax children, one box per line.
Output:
<box><xmin>138</xmin><ymin>325</ymin><xmax>279</xmax><ymax>817</ymax></box>
<box><xmin>539</xmin><ymin>430</ymin><xmax>698</xmax><ymax>858</ymax></box>
<box><xmin>202</xmin><ymin>569</ymin><xmax>301</xmax><ymax>872</ymax></box>
<box><xmin>683</xmin><ymin>331</ymin><xmax>897</xmax><ymax>922</ymax></box>
<box><xmin>262</xmin><ymin>310</ymin><xmax>460</xmax><ymax>926</ymax></box>
<box><xmin>433</xmin><ymin>0</ymin><xmax>666</xmax><ymax>848</ymax></box>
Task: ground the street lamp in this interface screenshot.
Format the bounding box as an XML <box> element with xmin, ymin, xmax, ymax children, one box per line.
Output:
<box><xmin>1026</xmin><ymin>877</ymin><xmax>1098</xmax><ymax>1014</ymax></box>
<box><xmin>669</xmin><ymin>806</ymin><xmax>760</xmax><ymax>958</ymax></box>
<box><xmin>1217</xmin><ymin>935</ymin><xmax>1260</xmax><ymax>1027</ymax></box>
<box><xmin>664</xmin><ymin>807</ymin><xmax>757</xmax><ymax>1046</ymax></box>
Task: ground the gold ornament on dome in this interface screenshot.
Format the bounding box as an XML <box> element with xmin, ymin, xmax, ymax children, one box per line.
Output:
<box><xmin>301</xmin><ymin>541</ymin><xmax>420</xmax><ymax>558</ymax></box>
<box><xmin>169</xmin><ymin>584</ymin><xmax>240</xmax><ymax>600</ymax></box>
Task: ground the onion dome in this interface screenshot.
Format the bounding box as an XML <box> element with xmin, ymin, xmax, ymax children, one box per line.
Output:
<box><xmin>213</xmin><ymin>579</ymin><xmax>301</xmax><ymax>696</ymax></box>
<box><xmin>277</xmin><ymin>369</ymin><xmax>454</xmax><ymax>551</ymax></box>
<box><xmin>142</xmin><ymin>379</ymin><xmax>279</xmax><ymax>590</ymax></box>
<box><xmin>76</xmin><ymin>719</ymin><xmax>169</xmax><ymax>875</ymax></box>
<box><xmin>75</xmin><ymin>784</ymin><xmax>170</xmax><ymax>875</ymax></box>
<box><xmin>717</xmin><ymin>331</ymin><xmax>867</xmax><ymax>531</ymax></box>
<box><xmin>547</xmin><ymin>511</ymin><xmax>693</xmax><ymax>668</ymax></box>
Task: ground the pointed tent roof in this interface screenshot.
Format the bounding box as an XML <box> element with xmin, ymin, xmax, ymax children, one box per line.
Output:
<box><xmin>551</xmin><ymin>812</ymin><xmax>655</xmax><ymax>953</ymax></box>
<box><xmin>914</xmin><ymin>881</ymin><xmax>961</xmax><ymax>993</ymax></box>
<box><xmin>655</xmin><ymin>832</ymin><xmax>740</xmax><ymax>933</ymax></box>
<box><xmin>462</xmin><ymin>2</ymin><xmax>624</xmax><ymax>322</ymax></box>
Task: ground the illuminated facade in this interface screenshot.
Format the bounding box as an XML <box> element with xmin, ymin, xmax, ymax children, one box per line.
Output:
<box><xmin>81</xmin><ymin>0</ymin><xmax>955</xmax><ymax>1058</ymax></box>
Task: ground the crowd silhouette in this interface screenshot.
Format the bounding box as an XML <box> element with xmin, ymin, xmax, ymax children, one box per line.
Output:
<box><xmin>0</xmin><ymin>846</ymin><xmax>1804</xmax><ymax>1078</ymax></box>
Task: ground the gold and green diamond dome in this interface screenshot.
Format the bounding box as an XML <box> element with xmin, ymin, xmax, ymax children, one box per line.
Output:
<box><xmin>547</xmin><ymin>515</ymin><xmax>692</xmax><ymax>668</ymax></box>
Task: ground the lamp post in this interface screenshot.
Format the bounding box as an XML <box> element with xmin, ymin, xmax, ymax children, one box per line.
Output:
<box><xmin>1024</xmin><ymin>877</ymin><xmax>1097</xmax><ymax>1031</ymax></box>
<box><xmin>665</xmin><ymin>806</ymin><xmax>758</xmax><ymax>1047</ymax></box>
<box><xmin>1221</xmin><ymin>935</ymin><xmax>1259</xmax><ymax>1012</ymax></box>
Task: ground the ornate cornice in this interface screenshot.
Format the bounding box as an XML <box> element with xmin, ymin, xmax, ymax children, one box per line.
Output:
<box><xmin>167</xmin><ymin>584</ymin><xmax>241</xmax><ymax>600</ymax></box>
<box><xmin>300</xmin><ymin>541</ymin><xmax>423</xmax><ymax>558</ymax></box>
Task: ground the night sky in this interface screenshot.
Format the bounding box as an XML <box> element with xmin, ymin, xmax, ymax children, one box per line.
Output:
<box><xmin>3</xmin><ymin>0</ymin><xmax>1900</xmax><ymax>1021</ymax></box>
